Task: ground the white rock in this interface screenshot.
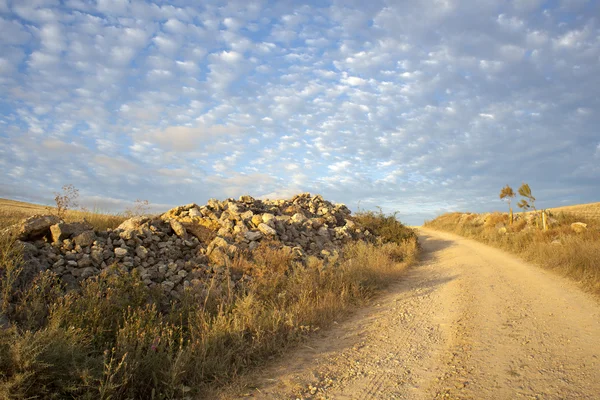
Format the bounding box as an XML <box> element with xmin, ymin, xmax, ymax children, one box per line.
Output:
<box><xmin>258</xmin><ymin>223</ymin><xmax>277</xmax><ymax>236</ymax></box>
<box><xmin>114</xmin><ymin>248</ymin><xmax>128</xmax><ymax>257</ymax></box>
<box><xmin>188</xmin><ymin>208</ymin><xmax>202</xmax><ymax>217</ymax></box>
<box><xmin>291</xmin><ymin>213</ymin><xmax>307</xmax><ymax>223</ymax></box>
<box><xmin>245</xmin><ymin>231</ymin><xmax>263</xmax><ymax>241</ymax></box>
<box><xmin>262</xmin><ymin>213</ymin><xmax>275</xmax><ymax>223</ymax></box>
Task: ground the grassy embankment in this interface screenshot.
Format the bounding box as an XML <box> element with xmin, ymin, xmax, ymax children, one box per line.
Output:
<box><xmin>424</xmin><ymin>204</ymin><xmax>600</xmax><ymax>294</ymax></box>
<box><xmin>0</xmin><ymin>201</ymin><xmax>418</xmax><ymax>399</ymax></box>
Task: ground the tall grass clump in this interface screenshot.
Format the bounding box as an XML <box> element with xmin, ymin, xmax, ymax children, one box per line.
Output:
<box><xmin>424</xmin><ymin>211</ymin><xmax>600</xmax><ymax>294</ymax></box>
<box><xmin>353</xmin><ymin>209</ymin><xmax>418</xmax><ymax>246</ymax></box>
<box><xmin>0</xmin><ymin>214</ymin><xmax>419</xmax><ymax>398</ymax></box>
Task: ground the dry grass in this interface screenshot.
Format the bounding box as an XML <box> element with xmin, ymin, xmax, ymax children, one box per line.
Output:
<box><xmin>547</xmin><ymin>202</ymin><xmax>600</xmax><ymax>221</ymax></box>
<box><xmin>0</xmin><ymin>198</ymin><xmax>126</xmax><ymax>231</ymax></box>
<box><xmin>0</xmin><ymin>209</ymin><xmax>419</xmax><ymax>399</ymax></box>
<box><xmin>425</xmin><ymin>210</ymin><xmax>600</xmax><ymax>295</ymax></box>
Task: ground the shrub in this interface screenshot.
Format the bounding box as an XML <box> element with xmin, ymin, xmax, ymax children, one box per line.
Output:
<box><xmin>353</xmin><ymin>209</ymin><xmax>417</xmax><ymax>245</ymax></box>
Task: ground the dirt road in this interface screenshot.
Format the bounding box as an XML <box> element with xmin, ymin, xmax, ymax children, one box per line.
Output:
<box><xmin>229</xmin><ymin>228</ymin><xmax>600</xmax><ymax>399</ymax></box>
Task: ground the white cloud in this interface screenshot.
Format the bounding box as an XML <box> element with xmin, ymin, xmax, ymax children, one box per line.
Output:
<box><xmin>0</xmin><ymin>0</ymin><xmax>598</xmax><ymax>224</ymax></box>
<box><xmin>139</xmin><ymin>124</ymin><xmax>242</xmax><ymax>152</ymax></box>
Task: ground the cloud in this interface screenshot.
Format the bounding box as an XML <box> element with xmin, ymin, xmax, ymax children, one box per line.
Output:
<box><xmin>140</xmin><ymin>124</ymin><xmax>243</xmax><ymax>152</ymax></box>
<box><xmin>0</xmin><ymin>0</ymin><xmax>598</xmax><ymax>224</ymax></box>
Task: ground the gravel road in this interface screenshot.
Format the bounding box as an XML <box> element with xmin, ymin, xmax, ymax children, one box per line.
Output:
<box><xmin>227</xmin><ymin>228</ymin><xmax>600</xmax><ymax>399</ymax></box>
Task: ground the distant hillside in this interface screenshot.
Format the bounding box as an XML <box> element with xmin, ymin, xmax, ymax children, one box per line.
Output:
<box><xmin>0</xmin><ymin>198</ymin><xmax>125</xmax><ymax>231</ymax></box>
<box><xmin>548</xmin><ymin>202</ymin><xmax>600</xmax><ymax>221</ymax></box>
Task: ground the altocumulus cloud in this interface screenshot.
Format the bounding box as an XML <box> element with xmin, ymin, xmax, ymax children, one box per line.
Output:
<box><xmin>0</xmin><ymin>0</ymin><xmax>599</xmax><ymax>224</ymax></box>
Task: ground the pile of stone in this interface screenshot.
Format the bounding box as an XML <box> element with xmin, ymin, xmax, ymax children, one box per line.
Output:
<box><xmin>10</xmin><ymin>194</ymin><xmax>370</xmax><ymax>301</ymax></box>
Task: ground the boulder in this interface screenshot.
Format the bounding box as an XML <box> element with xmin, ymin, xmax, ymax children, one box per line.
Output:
<box><xmin>73</xmin><ymin>230</ymin><xmax>96</xmax><ymax>247</ymax></box>
<box><xmin>262</xmin><ymin>213</ymin><xmax>275</xmax><ymax>224</ymax></box>
<box><xmin>117</xmin><ymin>216</ymin><xmax>150</xmax><ymax>231</ymax></box>
<box><xmin>50</xmin><ymin>221</ymin><xmax>93</xmax><ymax>243</ymax></box>
<box><xmin>114</xmin><ymin>248</ymin><xmax>128</xmax><ymax>257</ymax></box>
<box><xmin>291</xmin><ymin>213</ymin><xmax>307</xmax><ymax>224</ymax></box>
<box><xmin>188</xmin><ymin>208</ymin><xmax>202</xmax><ymax>217</ymax></box>
<box><xmin>136</xmin><ymin>246</ymin><xmax>149</xmax><ymax>260</ymax></box>
<box><xmin>17</xmin><ymin>215</ymin><xmax>61</xmax><ymax>241</ymax></box>
<box><xmin>258</xmin><ymin>223</ymin><xmax>277</xmax><ymax>236</ymax></box>
<box><xmin>169</xmin><ymin>219</ymin><xmax>187</xmax><ymax>238</ymax></box>
<box><xmin>244</xmin><ymin>231</ymin><xmax>263</xmax><ymax>241</ymax></box>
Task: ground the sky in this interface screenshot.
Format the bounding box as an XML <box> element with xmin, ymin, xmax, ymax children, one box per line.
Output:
<box><xmin>0</xmin><ymin>0</ymin><xmax>599</xmax><ymax>225</ymax></box>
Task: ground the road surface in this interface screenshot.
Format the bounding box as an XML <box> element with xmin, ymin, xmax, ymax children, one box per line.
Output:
<box><xmin>226</xmin><ymin>228</ymin><xmax>600</xmax><ymax>399</ymax></box>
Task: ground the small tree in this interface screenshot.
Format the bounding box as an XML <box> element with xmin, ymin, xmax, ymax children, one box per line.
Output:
<box><xmin>499</xmin><ymin>185</ymin><xmax>516</xmax><ymax>224</ymax></box>
<box><xmin>54</xmin><ymin>184</ymin><xmax>79</xmax><ymax>219</ymax></box>
<box><xmin>517</xmin><ymin>182</ymin><xmax>539</xmax><ymax>227</ymax></box>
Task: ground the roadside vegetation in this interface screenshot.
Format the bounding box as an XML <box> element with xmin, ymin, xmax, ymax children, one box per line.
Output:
<box><xmin>425</xmin><ymin>183</ymin><xmax>600</xmax><ymax>295</ymax></box>
<box><xmin>0</xmin><ymin>199</ymin><xmax>418</xmax><ymax>398</ymax></box>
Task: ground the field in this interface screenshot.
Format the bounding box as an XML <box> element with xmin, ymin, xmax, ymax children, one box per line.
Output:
<box><xmin>0</xmin><ymin>198</ymin><xmax>126</xmax><ymax>231</ymax></box>
<box><xmin>424</xmin><ymin>206</ymin><xmax>600</xmax><ymax>295</ymax></box>
<box><xmin>547</xmin><ymin>202</ymin><xmax>600</xmax><ymax>221</ymax></box>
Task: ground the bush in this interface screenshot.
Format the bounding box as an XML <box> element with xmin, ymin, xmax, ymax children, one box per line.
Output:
<box><xmin>353</xmin><ymin>210</ymin><xmax>417</xmax><ymax>245</ymax></box>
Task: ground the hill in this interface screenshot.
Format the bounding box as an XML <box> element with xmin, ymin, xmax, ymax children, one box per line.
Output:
<box><xmin>547</xmin><ymin>201</ymin><xmax>600</xmax><ymax>221</ymax></box>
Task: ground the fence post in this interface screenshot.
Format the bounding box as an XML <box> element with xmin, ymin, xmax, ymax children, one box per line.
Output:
<box><xmin>542</xmin><ymin>210</ymin><xmax>548</xmax><ymax>231</ymax></box>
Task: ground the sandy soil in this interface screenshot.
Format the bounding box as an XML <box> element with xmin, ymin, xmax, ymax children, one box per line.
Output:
<box><xmin>219</xmin><ymin>227</ymin><xmax>600</xmax><ymax>400</ymax></box>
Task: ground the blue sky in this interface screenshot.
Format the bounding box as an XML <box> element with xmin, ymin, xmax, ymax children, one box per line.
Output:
<box><xmin>0</xmin><ymin>0</ymin><xmax>599</xmax><ymax>225</ymax></box>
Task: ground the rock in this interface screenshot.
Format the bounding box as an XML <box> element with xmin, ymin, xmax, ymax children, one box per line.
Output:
<box><xmin>114</xmin><ymin>248</ymin><xmax>128</xmax><ymax>257</ymax></box>
<box><xmin>73</xmin><ymin>230</ymin><xmax>96</xmax><ymax>247</ymax></box>
<box><xmin>50</xmin><ymin>221</ymin><xmax>93</xmax><ymax>243</ymax></box>
<box><xmin>571</xmin><ymin>222</ymin><xmax>587</xmax><ymax>233</ymax></box>
<box><xmin>181</xmin><ymin>223</ymin><xmax>214</xmax><ymax>243</ymax></box>
<box><xmin>258</xmin><ymin>223</ymin><xmax>277</xmax><ymax>236</ymax></box>
<box><xmin>136</xmin><ymin>246</ymin><xmax>149</xmax><ymax>260</ymax></box>
<box><xmin>80</xmin><ymin>267</ymin><xmax>96</xmax><ymax>279</ymax></box>
<box><xmin>262</xmin><ymin>213</ymin><xmax>275</xmax><ymax>224</ymax></box>
<box><xmin>317</xmin><ymin>226</ymin><xmax>330</xmax><ymax>237</ymax></box>
<box><xmin>169</xmin><ymin>219</ymin><xmax>187</xmax><ymax>238</ymax></box>
<box><xmin>291</xmin><ymin>213</ymin><xmax>307</xmax><ymax>223</ymax></box>
<box><xmin>244</xmin><ymin>231</ymin><xmax>263</xmax><ymax>241</ymax></box>
<box><xmin>251</xmin><ymin>215</ymin><xmax>263</xmax><ymax>227</ymax></box>
<box><xmin>188</xmin><ymin>208</ymin><xmax>202</xmax><ymax>217</ymax></box>
<box><xmin>117</xmin><ymin>216</ymin><xmax>150</xmax><ymax>231</ymax></box>
<box><xmin>77</xmin><ymin>255</ymin><xmax>93</xmax><ymax>268</ymax></box>
<box><xmin>91</xmin><ymin>249</ymin><xmax>103</xmax><ymax>265</ymax></box>
<box><xmin>17</xmin><ymin>215</ymin><xmax>61</xmax><ymax>241</ymax></box>
<box><xmin>239</xmin><ymin>195</ymin><xmax>255</xmax><ymax>203</ymax></box>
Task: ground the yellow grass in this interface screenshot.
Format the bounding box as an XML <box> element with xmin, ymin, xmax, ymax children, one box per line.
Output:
<box><xmin>0</xmin><ymin>198</ymin><xmax>126</xmax><ymax>231</ymax></box>
<box><xmin>425</xmin><ymin>209</ymin><xmax>600</xmax><ymax>295</ymax></box>
<box><xmin>546</xmin><ymin>202</ymin><xmax>600</xmax><ymax>221</ymax></box>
